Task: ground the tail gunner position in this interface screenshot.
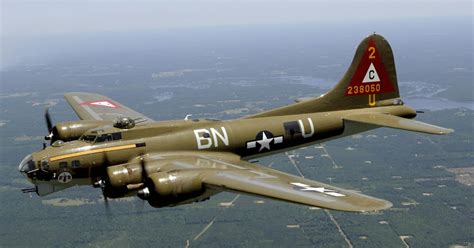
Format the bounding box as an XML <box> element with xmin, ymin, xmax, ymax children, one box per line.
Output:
<box><xmin>19</xmin><ymin>34</ymin><xmax>452</xmax><ymax>212</ymax></box>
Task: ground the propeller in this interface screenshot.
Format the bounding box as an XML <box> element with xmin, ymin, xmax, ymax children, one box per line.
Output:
<box><xmin>137</xmin><ymin>156</ymin><xmax>151</xmax><ymax>200</ymax></box>
<box><xmin>45</xmin><ymin>108</ymin><xmax>53</xmax><ymax>133</ymax></box>
<box><xmin>94</xmin><ymin>154</ymin><xmax>113</xmax><ymax>217</ymax></box>
<box><xmin>100</xmin><ymin>180</ymin><xmax>112</xmax><ymax>217</ymax></box>
<box><xmin>140</xmin><ymin>157</ymin><xmax>147</xmax><ymax>185</ymax></box>
<box><xmin>44</xmin><ymin>108</ymin><xmax>55</xmax><ymax>143</ymax></box>
<box><xmin>133</xmin><ymin>156</ymin><xmax>150</xmax><ymax>213</ymax></box>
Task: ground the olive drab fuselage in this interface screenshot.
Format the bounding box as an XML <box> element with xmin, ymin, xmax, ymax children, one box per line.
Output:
<box><xmin>28</xmin><ymin>104</ymin><xmax>416</xmax><ymax>188</ymax></box>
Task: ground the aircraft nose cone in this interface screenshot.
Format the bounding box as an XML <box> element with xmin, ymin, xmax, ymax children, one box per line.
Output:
<box><xmin>18</xmin><ymin>154</ymin><xmax>34</xmax><ymax>173</ymax></box>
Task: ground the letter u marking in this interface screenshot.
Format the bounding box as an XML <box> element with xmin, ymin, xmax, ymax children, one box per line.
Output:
<box><xmin>368</xmin><ymin>94</ymin><xmax>376</xmax><ymax>106</ymax></box>
<box><xmin>298</xmin><ymin>118</ymin><xmax>315</xmax><ymax>138</ymax></box>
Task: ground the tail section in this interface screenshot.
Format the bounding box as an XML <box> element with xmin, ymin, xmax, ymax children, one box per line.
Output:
<box><xmin>338</xmin><ymin>34</ymin><xmax>400</xmax><ymax>106</ymax></box>
<box><xmin>247</xmin><ymin>34</ymin><xmax>401</xmax><ymax>118</ymax></box>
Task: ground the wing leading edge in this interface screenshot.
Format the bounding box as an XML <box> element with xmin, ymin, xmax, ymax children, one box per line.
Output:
<box><xmin>64</xmin><ymin>92</ymin><xmax>154</xmax><ymax>124</ymax></box>
<box><xmin>153</xmin><ymin>152</ymin><xmax>392</xmax><ymax>212</ymax></box>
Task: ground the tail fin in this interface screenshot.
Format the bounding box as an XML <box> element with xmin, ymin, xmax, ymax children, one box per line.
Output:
<box><xmin>247</xmin><ymin>34</ymin><xmax>401</xmax><ymax>118</ymax></box>
<box><xmin>322</xmin><ymin>33</ymin><xmax>400</xmax><ymax>108</ymax></box>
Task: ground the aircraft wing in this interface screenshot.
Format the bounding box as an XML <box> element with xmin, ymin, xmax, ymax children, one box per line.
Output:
<box><xmin>64</xmin><ymin>92</ymin><xmax>154</xmax><ymax>124</ymax></box>
<box><xmin>155</xmin><ymin>153</ymin><xmax>392</xmax><ymax>212</ymax></box>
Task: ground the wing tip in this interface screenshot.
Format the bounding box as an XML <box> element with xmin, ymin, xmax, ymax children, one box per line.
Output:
<box><xmin>337</xmin><ymin>198</ymin><xmax>393</xmax><ymax>213</ymax></box>
<box><xmin>437</xmin><ymin>128</ymin><xmax>454</xmax><ymax>135</ymax></box>
<box><xmin>361</xmin><ymin>199</ymin><xmax>393</xmax><ymax>212</ymax></box>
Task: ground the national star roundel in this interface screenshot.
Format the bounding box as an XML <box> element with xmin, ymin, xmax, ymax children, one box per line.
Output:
<box><xmin>345</xmin><ymin>39</ymin><xmax>395</xmax><ymax>96</ymax></box>
<box><xmin>246</xmin><ymin>131</ymin><xmax>284</xmax><ymax>152</ymax></box>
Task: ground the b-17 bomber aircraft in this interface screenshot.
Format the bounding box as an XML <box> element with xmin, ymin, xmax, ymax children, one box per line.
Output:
<box><xmin>19</xmin><ymin>34</ymin><xmax>453</xmax><ymax>212</ymax></box>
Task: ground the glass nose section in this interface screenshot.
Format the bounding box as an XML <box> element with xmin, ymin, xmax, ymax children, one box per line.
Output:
<box><xmin>18</xmin><ymin>154</ymin><xmax>35</xmax><ymax>173</ymax></box>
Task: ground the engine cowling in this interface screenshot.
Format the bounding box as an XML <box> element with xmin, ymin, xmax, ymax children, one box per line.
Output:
<box><xmin>145</xmin><ymin>171</ymin><xmax>205</xmax><ymax>208</ymax></box>
<box><xmin>107</xmin><ymin>158</ymin><xmax>163</xmax><ymax>188</ymax></box>
<box><xmin>107</xmin><ymin>163</ymin><xmax>142</xmax><ymax>188</ymax></box>
<box><xmin>52</xmin><ymin>120</ymin><xmax>112</xmax><ymax>142</ymax></box>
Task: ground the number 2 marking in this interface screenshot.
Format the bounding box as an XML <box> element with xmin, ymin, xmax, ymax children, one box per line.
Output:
<box><xmin>368</xmin><ymin>47</ymin><xmax>376</xmax><ymax>59</ymax></box>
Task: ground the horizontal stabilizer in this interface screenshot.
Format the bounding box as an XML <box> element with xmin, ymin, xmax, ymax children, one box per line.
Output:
<box><xmin>343</xmin><ymin>113</ymin><xmax>453</xmax><ymax>135</ymax></box>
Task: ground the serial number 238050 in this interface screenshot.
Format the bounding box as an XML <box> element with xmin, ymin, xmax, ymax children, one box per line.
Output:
<box><xmin>347</xmin><ymin>83</ymin><xmax>381</xmax><ymax>95</ymax></box>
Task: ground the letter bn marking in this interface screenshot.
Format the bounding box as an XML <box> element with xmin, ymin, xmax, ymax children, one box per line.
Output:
<box><xmin>194</xmin><ymin>127</ymin><xmax>229</xmax><ymax>150</ymax></box>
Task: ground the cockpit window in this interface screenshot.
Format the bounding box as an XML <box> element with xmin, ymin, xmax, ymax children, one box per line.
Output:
<box><xmin>80</xmin><ymin>135</ymin><xmax>97</xmax><ymax>142</ymax></box>
<box><xmin>95</xmin><ymin>134</ymin><xmax>112</xmax><ymax>143</ymax></box>
<box><xmin>112</xmin><ymin>132</ymin><xmax>122</xmax><ymax>140</ymax></box>
<box><xmin>95</xmin><ymin>132</ymin><xmax>122</xmax><ymax>143</ymax></box>
<box><xmin>80</xmin><ymin>132</ymin><xmax>122</xmax><ymax>143</ymax></box>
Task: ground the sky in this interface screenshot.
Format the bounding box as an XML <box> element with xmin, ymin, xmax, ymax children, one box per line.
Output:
<box><xmin>1</xmin><ymin>0</ymin><xmax>472</xmax><ymax>37</ymax></box>
<box><xmin>0</xmin><ymin>0</ymin><xmax>472</xmax><ymax>68</ymax></box>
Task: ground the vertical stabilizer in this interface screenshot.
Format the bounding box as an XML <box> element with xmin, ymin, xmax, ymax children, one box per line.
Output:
<box><xmin>247</xmin><ymin>34</ymin><xmax>401</xmax><ymax>118</ymax></box>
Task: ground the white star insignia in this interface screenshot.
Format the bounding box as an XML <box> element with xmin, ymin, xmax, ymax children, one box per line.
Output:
<box><xmin>246</xmin><ymin>131</ymin><xmax>284</xmax><ymax>152</ymax></box>
<box><xmin>257</xmin><ymin>132</ymin><xmax>273</xmax><ymax>151</ymax></box>
<box><xmin>290</xmin><ymin>182</ymin><xmax>345</xmax><ymax>197</ymax></box>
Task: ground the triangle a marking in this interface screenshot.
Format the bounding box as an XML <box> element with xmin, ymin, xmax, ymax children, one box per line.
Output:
<box><xmin>362</xmin><ymin>63</ymin><xmax>380</xmax><ymax>83</ymax></box>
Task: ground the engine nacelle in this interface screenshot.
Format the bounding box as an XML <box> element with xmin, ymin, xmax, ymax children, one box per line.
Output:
<box><xmin>148</xmin><ymin>171</ymin><xmax>202</xmax><ymax>196</ymax></box>
<box><xmin>107</xmin><ymin>159</ymin><xmax>163</xmax><ymax>188</ymax></box>
<box><xmin>52</xmin><ymin>120</ymin><xmax>112</xmax><ymax>142</ymax></box>
<box><xmin>108</xmin><ymin>163</ymin><xmax>143</xmax><ymax>187</ymax></box>
<box><xmin>146</xmin><ymin>171</ymin><xmax>205</xmax><ymax>208</ymax></box>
